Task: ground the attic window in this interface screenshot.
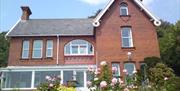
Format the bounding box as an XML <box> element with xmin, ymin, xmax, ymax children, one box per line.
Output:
<box><xmin>120</xmin><ymin>3</ymin><xmax>128</xmax><ymax>16</ymax></box>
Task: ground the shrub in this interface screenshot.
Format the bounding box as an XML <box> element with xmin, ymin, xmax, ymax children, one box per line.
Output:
<box><xmin>35</xmin><ymin>75</ymin><xmax>76</xmax><ymax>91</ymax></box>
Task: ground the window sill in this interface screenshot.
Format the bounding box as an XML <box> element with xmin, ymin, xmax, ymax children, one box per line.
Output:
<box><xmin>45</xmin><ymin>57</ymin><xmax>54</xmax><ymax>60</ymax></box>
<box><xmin>120</xmin><ymin>15</ymin><xmax>131</xmax><ymax>17</ymax></box>
<box><xmin>31</xmin><ymin>58</ymin><xmax>43</xmax><ymax>60</ymax></box>
<box><xmin>64</xmin><ymin>54</ymin><xmax>94</xmax><ymax>57</ymax></box>
<box><xmin>20</xmin><ymin>58</ymin><xmax>30</xmax><ymax>60</ymax></box>
<box><xmin>121</xmin><ymin>47</ymin><xmax>136</xmax><ymax>50</ymax></box>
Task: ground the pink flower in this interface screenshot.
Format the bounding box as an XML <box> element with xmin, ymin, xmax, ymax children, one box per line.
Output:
<box><xmin>88</xmin><ymin>65</ymin><xmax>95</xmax><ymax>72</ymax></box>
<box><xmin>124</xmin><ymin>88</ymin><xmax>129</xmax><ymax>91</ymax></box>
<box><xmin>100</xmin><ymin>61</ymin><xmax>107</xmax><ymax>66</ymax></box>
<box><xmin>95</xmin><ymin>70</ymin><xmax>100</xmax><ymax>75</ymax></box>
<box><xmin>118</xmin><ymin>78</ymin><xmax>123</xmax><ymax>84</ymax></box>
<box><xmin>164</xmin><ymin>77</ymin><xmax>168</xmax><ymax>80</ymax></box>
<box><xmin>49</xmin><ymin>83</ymin><xmax>54</xmax><ymax>87</ymax></box>
<box><xmin>100</xmin><ymin>81</ymin><xmax>107</xmax><ymax>88</ymax></box>
<box><xmin>112</xmin><ymin>67</ymin><xmax>117</xmax><ymax>73</ymax></box>
<box><xmin>111</xmin><ymin>78</ymin><xmax>118</xmax><ymax>84</ymax></box>
<box><xmin>123</xmin><ymin>69</ymin><xmax>127</xmax><ymax>73</ymax></box>
<box><xmin>87</xmin><ymin>81</ymin><xmax>92</xmax><ymax>87</ymax></box>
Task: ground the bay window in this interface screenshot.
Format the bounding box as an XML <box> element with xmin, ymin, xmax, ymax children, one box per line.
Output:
<box><xmin>64</xmin><ymin>39</ymin><xmax>94</xmax><ymax>55</ymax></box>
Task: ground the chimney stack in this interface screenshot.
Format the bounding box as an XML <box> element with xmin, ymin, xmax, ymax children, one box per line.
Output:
<box><xmin>21</xmin><ymin>6</ymin><xmax>32</xmax><ymax>20</ymax></box>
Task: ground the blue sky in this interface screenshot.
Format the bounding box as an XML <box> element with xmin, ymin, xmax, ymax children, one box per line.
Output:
<box><xmin>0</xmin><ymin>0</ymin><xmax>180</xmax><ymax>32</ymax></box>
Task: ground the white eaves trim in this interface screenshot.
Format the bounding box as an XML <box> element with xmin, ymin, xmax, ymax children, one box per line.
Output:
<box><xmin>93</xmin><ymin>0</ymin><xmax>161</xmax><ymax>27</ymax></box>
<box><xmin>5</xmin><ymin>19</ymin><xmax>21</xmax><ymax>37</ymax></box>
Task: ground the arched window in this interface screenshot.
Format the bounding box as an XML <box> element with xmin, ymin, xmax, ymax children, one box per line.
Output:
<box><xmin>120</xmin><ymin>3</ymin><xmax>128</xmax><ymax>16</ymax></box>
<box><xmin>124</xmin><ymin>63</ymin><xmax>136</xmax><ymax>75</ymax></box>
<box><xmin>64</xmin><ymin>39</ymin><xmax>94</xmax><ymax>55</ymax></box>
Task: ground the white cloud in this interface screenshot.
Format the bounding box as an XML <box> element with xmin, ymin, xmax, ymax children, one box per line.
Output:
<box><xmin>78</xmin><ymin>0</ymin><xmax>109</xmax><ymax>5</ymax></box>
<box><xmin>142</xmin><ymin>0</ymin><xmax>154</xmax><ymax>6</ymax></box>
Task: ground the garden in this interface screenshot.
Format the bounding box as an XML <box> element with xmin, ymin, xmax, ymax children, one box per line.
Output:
<box><xmin>34</xmin><ymin>57</ymin><xmax>180</xmax><ymax>91</ymax></box>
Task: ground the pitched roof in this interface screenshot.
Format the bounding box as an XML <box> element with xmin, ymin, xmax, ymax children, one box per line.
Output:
<box><xmin>92</xmin><ymin>0</ymin><xmax>161</xmax><ymax>27</ymax></box>
<box><xmin>7</xmin><ymin>19</ymin><xmax>94</xmax><ymax>37</ymax></box>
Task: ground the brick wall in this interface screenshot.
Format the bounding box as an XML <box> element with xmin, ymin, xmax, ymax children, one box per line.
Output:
<box><xmin>95</xmin><ymin>0</ymin><xmax>160</xmax><ymax>70</ymax></box>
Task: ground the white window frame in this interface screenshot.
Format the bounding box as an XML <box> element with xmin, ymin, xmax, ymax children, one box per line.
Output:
<box><xmin>32</xmin><ymin>40</ymin><xmax>43</xmax><ymax>58</ymax></box>
<box><xmin>112</xmin><ymin>63</ymin><xmax>121</xmax><ymax>77</ymax></box>
<box><xmin>120</xmin><ymin>4</ymin><xmax>129</xmax><ymax>16</ymax></box>
<box><xmin>64</xmin><ymin>40</ymin><xmax>94</xmax><ymax>56</ymax></box>
<box><xmin>1</xmin><ymin>67</ymin><xmax>91</xmax><ymax>90</ymax></box>
<box><xmin>121</xmin><ymin>27</ymin><xmax>133</xmax><ymax>47</ymax></box>
<box><xmin>22</xmin><ymin>40</ymin><xmax>29</xmax><ymax>59</ymax></box>
<box><xmin>46</xmin><ymin>40</ymin><xmax>53</xmax><ymax>57</ymax></box>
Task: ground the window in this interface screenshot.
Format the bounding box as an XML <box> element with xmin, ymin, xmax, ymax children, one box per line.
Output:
<box><xmin>2</xmin><ymin>72</ymin><xmax>32</xmax><ymax>88</ymax></box>
<box><xmin>63</xmin><ymin>71</ymin><xmax>74</xmax><ymax>85</ymax></box>
<box><xmin>121</xmin><ymin>27</ymin><xmax>133</xmax><ymax>47</ymax></box>
<box><xmin>34</xmin><ymin>71</ymin><xmax>60</xmax><ymax>87</ymax></box>
<box><xmin>22</xmin><ymin>40</ymin><xmax>29</xmax><ymax>59</ymax></box>
<box><xmin>76</xmin><ymin>71</ymin><xmax>84</xmax><ymax>87</ymax></box>
<box><xmin>64</xmin><ymin>39</ymin><xmax>94</xmax><ymax>55</ymax></box>
<box><xmin>112</xmin><ymin>63</ymin><xmax>121</xmax><ymax>77</ymax></box>
<box><xmin>120</xmin><ymin>3</ymin><xmax>128</xmax><ymax>16</ymax></box>
<box><xmin>124</xmin><ymin>63</ymin><xmax>136</xmax><ymax>75</ymax></box>
<box><xmin>32</xmin><ymin>40</ymin><xmax>43</xmax><ymax>58</ymax></box>
<box><xmin>46</xmin><ymin>40</ymin><xmax>53</xmax><ymax>57</ymax></box>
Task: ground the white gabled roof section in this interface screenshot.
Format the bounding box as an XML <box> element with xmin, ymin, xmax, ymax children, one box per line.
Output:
<box><xmin>93</xmin><ymin>0</ymin><xmax>115</xmax><ymax>27</ymax></box>
<box><xmin>93</xmin><ymin>0</ymin><xmax>161</xmax><ymax>27</ymax></box>
<box><xmin>5</xmin><ymin>19</ymin><xmax>21</xmax><ymax>37</ymax></box>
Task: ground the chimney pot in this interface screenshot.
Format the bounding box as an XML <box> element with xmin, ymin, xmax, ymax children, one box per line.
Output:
<box><xmin>21</xmin><ymin>6</ymin><xmax>32</xmax><ymax>20</ymax></box>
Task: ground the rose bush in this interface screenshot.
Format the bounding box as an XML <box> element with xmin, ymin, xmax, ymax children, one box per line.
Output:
<box><xmin>87</xmin><ymin>61</ymin><xmax>176</xmax><ymax>91</ymax></box>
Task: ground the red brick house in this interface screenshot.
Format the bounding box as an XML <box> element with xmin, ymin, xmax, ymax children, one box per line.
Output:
<box><xmin>0</xmin><ymin>0</ymin><xmax>161</xmax><ymax>90</ymax></box>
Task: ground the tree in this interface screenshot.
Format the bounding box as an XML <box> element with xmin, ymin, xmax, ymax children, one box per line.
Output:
<box><xmin>157</xmin><ymin>20</ymin><xmax>180</xmax><ymax>76</ymax></box>
<box><xmin>0</xmin><ymin>32</ymin><xmax>9</xmax><ymax>67</ymax></box>
<box><xmin>88</xmin><ymin>9</ymin><xmax>102</xmax><ymax>18</ymax></box>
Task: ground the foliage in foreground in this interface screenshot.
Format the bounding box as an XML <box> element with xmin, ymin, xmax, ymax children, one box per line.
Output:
<box><xmin>87</xmin><ymin>61</ymin><xmax>176</xmax><ymax>91</ymax></box>
<box><xmin>35</xmin><ymin>75</ymin><xmax>76</xmax><ymax>91</ymax></box>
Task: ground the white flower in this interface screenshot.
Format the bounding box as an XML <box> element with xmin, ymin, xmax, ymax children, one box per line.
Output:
<box><xmin>45</xmin><ymin>75</ymin><xmax>51</xmax><ymax>81</ymax></box>
<box><xmin>87</xmin><ymin>81</ymin><xmax>92</xmax><ymax>87</ymax></box>
<box><xmin>133</xmin><ymin>70</ymin><xmax>137</xmax><ymax>74</ymax></box>
<box><xmin>94</xmin><ymin>78</ymin><xmax>99</xmax><ymax>81</ymax></box>
<box><xmin>123</xmin><ymin>69</ymin><xmax>127</xmax><ymax>73</ymax></box>
<box><xmin>124</xmin><ymin>88</ymin><xmax>129</xmax><ymax>91</ymax></box>
<box><xmin>90</xmin><ymin>87</ymin><xmax>96</xmax><ymax>90</ymax></box>
<box><xmin>119</xmin><ymin>79</ymin><xmax>124</xmax><ymax>84</ymax></box>
<box><xmin>94</xmin><ymin>70</ymin><xmax>100</xmax><ymax>75</ymax></box>
<box><xmin>49</xmin><ymin>83</ymin><xmax>54</xmax><ymax>87</ymax></box>
<box><xmin>100</xmin><ymin>61</ymin><xmax>107</xmax><ymax>66</ymax></box>
<box><xmin>164</xmin><ymin>77</ymin><xmax>168</xmax><ymax>80</ymax></box>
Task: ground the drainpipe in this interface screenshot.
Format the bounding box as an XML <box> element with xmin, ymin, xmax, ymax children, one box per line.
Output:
<box><xmin>96</xmin><ymin>52</ymin><xmax>98</xmax><ymax>68</ymax></box>
<box><xmin>56</xmin><ymin>35</ymin><xmax>60</xmax><ymax>65</ymax></box>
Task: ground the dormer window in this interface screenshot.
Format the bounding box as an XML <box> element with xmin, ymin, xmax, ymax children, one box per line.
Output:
<box><xmin>120</xmin><ymin>3</ymin><xmax>128</xmax><ymax>16</ymax></box>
